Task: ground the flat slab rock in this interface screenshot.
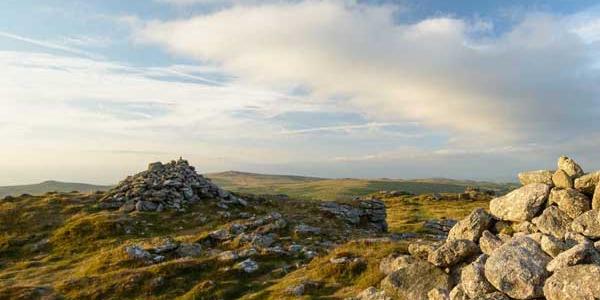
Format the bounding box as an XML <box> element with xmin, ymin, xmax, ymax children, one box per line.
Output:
<box><xmin>544</xmin><ymin>264</ymin><xmax>600</xmax><ymax>300</ymax></box>
<box><xmin>484</xmin><ymin>236</ymin><xmax>552</xmax><ymax>299</ymax></box>
<box><xmin>489</xmin><ymin>183</ymin><xmax>551</xmax><ymax>222</ymax></box>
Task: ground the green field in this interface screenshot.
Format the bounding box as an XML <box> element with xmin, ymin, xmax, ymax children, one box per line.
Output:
<box><xmin>207</xmin><ymin>171</ymin><xmax>516</xmax><ymax>201</ymax></box>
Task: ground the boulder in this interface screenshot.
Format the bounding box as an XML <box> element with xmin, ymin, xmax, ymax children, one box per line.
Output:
<box><xmin>557</xmin><ymin>156</ymin><xmax>584</xmax><ymax>179</ymax></box>
<box><xmin>460</xmin><ymin>255</ymin><xmax>496</xmax><ymax>298</ymax></box>
<box><xmin>489</xmin><ymin>183</ymin><xmax>551</xmax><ymax>222</ymax></box>
<box><xmin>428</xmin><ymin>288</ymin><xmax>450</xmax><ymax>300</ymax></box>
<box><xmin>484</xmin><ymin>237</ymin><xmax>551</xmax><ymax>299</ymax></box>
<box><xmin>447</xmin><ymin>208</ymin><xmax>492</xmax><ymax>242</ymax></box>
<box><xmin>409</xmin><ymin>241</ymin><xmax>440</xmax><ymax>260</ymax></box>
<box><xmin>449</xmin><ymin>285</ymin><xmax>469</xmax><ymax>300</ymax></box>
<box><xmin>548</xmin><ymin>188</ymin><xmax>590</xmax><ymax>219</ymax></box>
<box><xmin>593</xmin><ymin>183</ymin><xmax>600</xmax><ymax>210</ymax></box>
<box><xmin>552</xmin><ymin>169</ymin><xmax>573</xmax><ymax>189</ymax></box>
<box><xmin>531</xmin><ymin>206</ymin><xmax>573</xmax><ymax>239</ymax></box>
<box><xmin>574</xmin><ymin>171</ymin><xmax>600</xmax><ymax>194</ymax></box>
<box><xmin>546</xmin><ymin>243</ymin><xmax>600</xmax><ymax>272</ymax></box>
<box><xmin>381</xmin><ymin>260</ymin><xmax>452</xmax><ymax>300</ymax></box>
<box><xmin>518</xmin><ymin>170</ymin><xmax>553</xmax><ymax>186</ymax></box>
<box><xmin>471</xmin><ymin>292</ymin><xmax>510</xmax><ymax>300</ymax></box>
<box><xmin>379</xmin><ymin>254</ymin><xmax>416</xmax><ymax>275</ymax></box>
<box><xmin>235</xmin><ymin>258</ymin><xmax>259</xmax><ymax>273</ymax></box>
<box><xmin>428</xmin><ymin>239</ymin><xmax>480</xmax><ymax>268</ymax></box>
<box><xmin>479</xmin><ymin>231</ymin><xmax>503</xmax><ymax>255</ymax></box>
<box><xmin>540</xmin><ymin>234</ymin><xmax>568</xmax><ymax>257</ymax></box>
<box><xmin>571</xmin><ymin>209</ymin><xmax>600</xmax><ymax>238</ymax></box>
<box><xmin>543</xmin><ymin>264</ymin><xmax>600</xmax><ymax>300</ymax></box>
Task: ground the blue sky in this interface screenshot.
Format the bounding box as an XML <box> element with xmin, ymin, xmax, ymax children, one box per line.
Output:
<box><xmin>1</xmin><ymin>0</ymin><xmax>600</xmax><ymax>185</ymax></box>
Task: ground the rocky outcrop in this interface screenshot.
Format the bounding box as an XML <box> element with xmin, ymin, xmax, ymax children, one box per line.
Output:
<box><xmin>100</xmin><ymin>158</ymin><xmax>245</xmax><ymax>212</ymax></box>
<box><xmin>319</xmin><ymin>200</ymin><xmax>387</xmax><ymax>232</ymax></box>
<box><xmin>489</xmin><ymin>183</ymin><xmax>551</xmax><ymax>222</ymax></box>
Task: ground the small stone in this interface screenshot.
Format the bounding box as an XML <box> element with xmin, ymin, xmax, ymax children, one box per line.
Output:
<box><xmin>125</xmin><ymin>245</ymin><xmax>152</xmax><ymax>261</ymax></box>
<box><xmin>557</xmin><ymin>156</ymin><xmax>584</xmax><ymax>179</ymax></box>
<box><xmin>409</xmin><ymin>242</ymin><xmax>440</xmax><ymax>260</ymax></box>
<box><xmin>479</xmin><ymin>231</ymin><xmax>503</xmax><ymax>255</ymax></box>
<box><xmin>552</xmin><ymin>169</ymin><xmax>573</xmax><ymax>189</ymax></box>
<box><xmin>460</xmin><ymin>255</ymin><xmax>495</xmax><ymax>299</ymax></box>
<box><xmin>209</xmin><ymin>229</ymin><xmax>230</xmax><ymax>241</ymax></box>
<box><xmin>379</xmin><ymin>254</ymin><xmax>416</xmax><ymax>275</ymax></box>
<box><xmin>428</xmin><ymin>239</ymin><xmax>479</xmax><ymax>268</ymax></box>
<box><xmin>235</xmin><ymin>258</ymin><xmax>259</xmax><ymax>273</ymax></box>
<box><xmin>518</xmin><ymin>170</ymin><xmax>554</xmax><ymax>185</ymax></box>
<box><xmin>217</xmin><ymin>250</ymin><xmax>239</xmax><ymax>262</ymax></box>
<box><xmin>447</xmin><ymin>208</ymin><xmax>493</xmax><ymax>242</ymax></box>
<box><xmin>294</xmin><ymin>224</ymin><xmax>321</xmax><ymax>236</ymax></box>
<box><xmin>176</xmin><ymin>243</ymin><xmax>202</xmax><ymax>257</ymax></box>
<box><xmin>489</xmin><ymin>183</ymin><xmax>551</xmax><ymax>222</ymax></box>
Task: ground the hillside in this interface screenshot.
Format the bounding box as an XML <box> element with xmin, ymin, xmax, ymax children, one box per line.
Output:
<box><xmin>0</xmin><ymin>180</ymin><xmax>111</xmax><ymax>198</ymax></box>
<box><xmin>207</xmin><ymin>171</ymin><xmax>517</xmax><ymax>200</ymax></box>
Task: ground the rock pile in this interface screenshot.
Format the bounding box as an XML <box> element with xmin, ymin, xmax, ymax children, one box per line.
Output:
<box><xmin>100</xmin><ymin>158</ymin><xmax>246</xmax><ymax>212</ymax></box>
<box><xmin>358</xmin><ymin>156</ymin><xmax>600</xmax><ymax>300</ymax></box>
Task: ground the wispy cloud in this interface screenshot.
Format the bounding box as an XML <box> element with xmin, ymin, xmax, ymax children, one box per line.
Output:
<box><xmin>0</xmin><ymin>31</ymin><xmax>103</xmax><ymax>59</ymax></box>
<box><xmin>279</xmin><ymin>122</ymin><xmax>422</xmax><ymax>137</ymax></box>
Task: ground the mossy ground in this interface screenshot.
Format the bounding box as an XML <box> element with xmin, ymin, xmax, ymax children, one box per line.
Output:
<box><xmin>0</xmin><ymin>189</ymin><xmax>490</xmax><ymax>299</ymax></box>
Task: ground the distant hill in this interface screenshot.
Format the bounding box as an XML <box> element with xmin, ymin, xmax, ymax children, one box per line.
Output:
<box><xmin>0</xmin><ymin>180</ymin><xmax>112</xmax><ymax>198</ymax></box>
<box><xmin>206</xmin><ymin>171</ymin><xmax>517</xmax><ymax>200</ymax></box>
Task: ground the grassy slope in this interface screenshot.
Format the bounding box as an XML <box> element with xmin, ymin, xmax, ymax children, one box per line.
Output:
<box><xmin>207</xmin><ymin>171</ymin><xmax>516</xmax><ymax>201</ymax></box>
<box><xmin>0</xmin><ymin>181</ymin><xmax>111</xmax><ymax>198</ymax></box>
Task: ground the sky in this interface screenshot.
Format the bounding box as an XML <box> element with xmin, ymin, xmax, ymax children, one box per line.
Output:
<box><xmin>1</xmin><ymin>0</ymin><xmax>600</xmax><ymax>185</ymax></box>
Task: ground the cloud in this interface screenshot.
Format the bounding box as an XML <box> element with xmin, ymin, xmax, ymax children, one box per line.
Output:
<box><xmin>0</xmin><ymin>31</ymin><xmax>102</xmax><ymax>59</ymax></box>
<box><xmin>137</xmin><ymin>1</ymin><xmax>600</xmax><ymax>148</ymax></box>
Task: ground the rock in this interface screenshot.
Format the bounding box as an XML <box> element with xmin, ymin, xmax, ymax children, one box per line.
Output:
<box><xmin>424</xmin><ymin>219</ymin><xmax>458</xmax><ymax>236</ymax></box>
<box><xmin>512</xmin><ymin>221</ymin><xmax>538</xmax><ymax>233</ymax></box>
<box><xmin>574</xmin><ymin>171</ymin><xmax>600</xmax><ymax>194</ymax></box>
<box><xmin>209</xmin><ymin>229</ymin><xmax>230</xmax><ymax>241</ymax></box>
<box><xmin>546</xmin><ymin>243</ymin><xmax>600</xmax><ymax>272</ymax></box>
<box><xmin>428</xmin><ymin>288</ymin><xmax>450</xmax><ymax>300</ymax></box>
<box><xmin>484</xmin><ymin>237</ymin><xmax>551</xmax><ymax>299</ymax></box>
<box><xmin>409</xmin><ymin>241</ymin><xmax>440</xmax><ymax>260</ymax></box>
<box><xmin>381</xmin><ymin>260</ymin><xmax>452</xmax><ymax>300</ymax></box>
<box><xmin>531</xmin><ymin>206</ymin><xmax>573</xmax><ymax>239</ymax></box>
<box><xmin>593</xmin><ymin>183</ymin><xmax>600</xmax><ymax>210</ymax></box>
<box><xmin>235</xmin><ymin>258</ymin><xmax>259</xmax><ymax>273</ymax></box>
<box><xmin>449</xmin><ymin>285</ymin><xmax>469</xmax><ymax>300</ymax></box>
<box><xmin>564</xmin><ymin>231</ymin><xmax>590</xmax><ymax>246</ymax></box>
<box><xmin>125</xmin><ymin>245</ymin><xmax>152</xmax><ymax>261</ymax></box>
<box><xmin>489</xmin><ymin>183</ymin><xmax>551</xmax><ymax>222</ymax></box>
<box><xmin>571</xmin><ymin>209</ymin><xmax>600</xmax><ymax>238</ymax></box>
<box><xmin>153</xmin><ymin>237</ymin><xmax>179</xmax><ymax>254</ymax></box>
<box><xmin>518</xmin><ymin>170</ymin><xmax>553</xmax><ymax>185</ymax></box>
<box><xmin>250</xmin><ymin>233</ymin><xmax>276</xmax><ymax>249</ymax></box>
<box><xmin>548</xmin><ymin>188</ymin><xmax>590</xmax><ymax>219</ymax></box>
<box><xmin>217</xmin><ymin>250</ymin><xmax>239</xmax><ymax>262</ymax></box>
<box><xmin>471</xmin><ymin>292</ymin><xmax>510</xmax><ymax>300</ymax></box>
<box><xmin>319</xmin><ymin>200</ymin><xmax>388</xmax><ymax>232</ymax></box>
<box><xmin>544</xmin><ymin>264</ymin><xmax>600</xmax><ymax>300</ymax></box>
<box><xmin>428</xmin><ymin>239</ymin><xmax>479</xmax><ymax>268</ymax></box>
<box><xmin>461</xmin><ymin>255</ymin><xmax>496</xmax><ymax>298</ymax></box>
<box><xmin>557</xmin><ymin>156</ymin><xmax>584</xmax><ymax>179</ymax></box>
<box><xmin>135</xmin><ymin>200</ymin><xmax>158</xmax><ymax>211</ymax></box>
<box><xmin>379</xmin><ymin>254</ymin><xmax>416</xmax><ymax>275</ymax></box>
<box><xmin>552</xmin><ymin>169</ymin><xmax>573</xmax><ymax>189</ymax></box>
<box><xmin>176</xmin><ymin>243</ymin><xmax>202</xmax><ymax>257</ymax></box>
<box><xmin>293</xmin><ymin>224</ymin><xmax>321</xmax><ymax>236</ymax></box>
<box><xmin>447</xmin><ymin>208</ymin><xmax>492</xmax><ymax>242</ymax></box>
<box><xmin>238</xmin><ymin>247</ymin><xmax>258</xmax><ymax>258</ymax></box>
<box><xmin>540</xmin><ymin>234</ymin><xmax>568</xmax><ymax>257</ymax></box>
<box><xmin>352</xmin><ymin>287</ymin><xmax>391</xmax><ymax>300</ymax></box>
<box><xmin>479</xmin><ymin>231</ymin><xmax>503</xmax><ymax>255</ymax></box>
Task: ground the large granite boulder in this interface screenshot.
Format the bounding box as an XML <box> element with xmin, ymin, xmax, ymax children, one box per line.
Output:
<box><xmin>548</xmin><ymin>188</ymin><xmax>590</xmax><ymax>219</ymax></box>
<box><xmin>484</xmin><ymin>237</ymin><xmax>551</xmax><ymax>299</ymax></box>
<box><xmin>428</xmin><ymin>239</ymin><xmax>480</xmax><ymax>268</ymax></box>
<box><xmin>381</xmin><ymin>260</ymin><xmax>452</xmax><ymax>300</ymax></box>
<box><xmin>447</xmin><ymin>208</ymin><xmax>492</xmax><ymax>242</ymax></box>
<box><xmin>544</xmin><ymin>264</ymin><xmax>600</xmax><ymax>300</ymax></box>
<box><xmin>531</xmin><ymin>206</ymin><xmax>573</xmax><ymax>239</ymax></box>
<box><xmin>489</xmin><ymin>183</ymin><xmax>551</xmax><ymax>222</ymax></box>
<box><xmin>518</xmin><ymin>170</ymin><xmax>553</xmax><ymax>186</ymax></box>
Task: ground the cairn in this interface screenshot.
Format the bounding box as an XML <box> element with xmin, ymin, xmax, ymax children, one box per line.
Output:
<box><xmin>100</xmin><ymin>158</ymin><xmax>246</xmax><ymax>212</ymax></box>
<box><xmin>358</xmin><ymin>156</ymin><xmax>600</xmax><ymax>300</ymax></box>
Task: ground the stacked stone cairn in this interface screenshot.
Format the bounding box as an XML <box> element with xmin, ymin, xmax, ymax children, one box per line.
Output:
<box><xmin>359</xmin><ymin>156</ymin><xmax>600</xmax><ymax>300</ymax></box>
<box><xmin>100</xmin><ymin>158</ymin><xmax>246</xmax><ymax>212</ymax></box>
